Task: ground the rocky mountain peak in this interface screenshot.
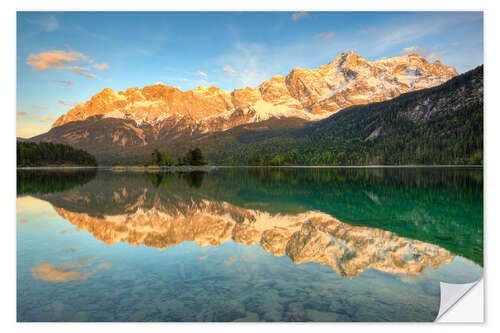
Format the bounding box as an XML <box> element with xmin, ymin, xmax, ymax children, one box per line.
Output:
<box><xmin>335</xmin><ymin>51</ymin><xmax>368</xmax><ymax>69</ymax></box>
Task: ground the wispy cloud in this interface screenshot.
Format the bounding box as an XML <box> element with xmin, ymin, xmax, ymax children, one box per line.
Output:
<box><xmin>375</xmin><ymin>13</ymin><xmax>482</xmax><ymax>52</ymax></box>
<box><xmin>26</xmin><ymin>48</ymin><xmax>99</xmax><ymax>79</ymax></box>
<box><xmin>359</xmin><ymin>27</ymin><xmax>377</xmax><ymax>35</ymax></box>
<box><xmin>222</xmin><ymin>61</ymin><xmax>262</xmax><ymax>86</ymax></box>
<box><xmin>379</xmin><ymin>26</ymin><xmax>433</xmax><ymax>49</ymax></box>
<box><xmin>216</xmin><ymin>41</ymin><xmax>321</xmax><ymax>87</ymax></box>
<box><xmin>74</xmin><ymin>69</ymin><xmax>97</xmax><ymax>79</ymax></box>
<box><xmin>73</xmin><ymin>26</ymin><xmax>110</xmax><ymax>41</ymax></box>
<box><xmin>292</xmin><ymin>12</ymin><xmax>310</xmax><ymax>21</ymax></box>
<box><xmin>197</xmin><ymin>71</ymin><xmax>208</xmax><ymax>77</ymax></box>
<box><xmin>43</xmin><ymin>116</ymin><xmax>57</xmax><ymax>121</ymax></box>
<box><xmin>31</xmin><ymin>105</ymin><xmax>47</xmax><ymax>110</ymax></box>
<box><xmin>17</xmin><ymin>111</ymin><xmax>27</xmax><ymax>116</ymax></box>
<box><xmin>53</xmin><ymin>80</ymin><xmax>74</xmax><ymax>87</ymax></box>
<box><xmin>25</xmin><ymin>15</ymin><xmax>59</xmax><ymax>32</ymax></box>
<box><xmin>240</xmin><ymin>69</ymin><xmax>260</xmax><ymax>80</ymax></box>
<box><xmin>57</xmin><ymin>99</ymin><xmax>79</xmax><ymax>107</ymax></box>
<box><xmin>314</xmin><ymin>31</ymin><xmax>335</xmax><ymax>40</ymax></box>
<box><xmin>399</xmin><ymin>46</ymin><xmax>438</xmax><ymax>61</ymax></box>
<box><xmin>26</xmin><ymin>49</ymin><xmax>89</xmax><ymax>70</ymax></box>
<box><xmin>93</xmin><ymin>63</ymin><xmax>109</xmax><ymax>71</ymax></box>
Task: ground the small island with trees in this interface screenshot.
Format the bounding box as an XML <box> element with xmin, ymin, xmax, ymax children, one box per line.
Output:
<box><xmin>146</xmin><ymin>147</ymin><xmax>207</xmax><ymax>167</ymax></box>
<box><xmin>134</xmin><ymin>147</ymin><xmax>213</xmax><ymax>172</ymax></box>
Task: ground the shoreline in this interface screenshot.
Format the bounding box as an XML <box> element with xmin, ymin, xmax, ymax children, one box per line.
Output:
<box><xmin>17</xmin><ymin>164</ymin><xmax>483</xmax><ymax>171</ymax></box>
<box><xmin>213</xmin><ymin>165</ymin><xmax>483</xmax><ymax>169</ymax></box>
<box><xmin>17</xmin><ymin>166</ymin><xmax>98</xmax><ymax>170</ymax></box>
<box><xmin>110</xmin><ymin>165</ymin><xmax>216</xmax><ymax>172</ymax></box>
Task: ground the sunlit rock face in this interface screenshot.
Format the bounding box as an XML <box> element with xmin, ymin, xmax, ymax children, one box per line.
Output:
<box><xmin>52</xmin><ymin>197</ymin><xmax>454</xmax><ymax>278</ymax></box>
<box><xmin>51</xmin><ymin>52</ymin><xmax>457</xmax><ymax>132</ymax></box>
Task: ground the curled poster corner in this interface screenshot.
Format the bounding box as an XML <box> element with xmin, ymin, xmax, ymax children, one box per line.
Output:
<box><xmin>435</xmin><ymin>278</ymin><xmax>483</xmax><ymax>322</ymax></box>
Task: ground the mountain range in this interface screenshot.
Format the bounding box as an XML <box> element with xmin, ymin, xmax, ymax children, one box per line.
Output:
<box><xmin>50</xmin><ymin>52</ymin><xmax>457</xmax><ymax>129</ymax></box>
<box><xmin>28</xmin><ymin>51</ymin><xmax>475</xmax><ymax>164</ymax></box>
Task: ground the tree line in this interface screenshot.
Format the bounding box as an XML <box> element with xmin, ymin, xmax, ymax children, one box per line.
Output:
<box><xmin>17</xmin><ymin>141</ymin><xmax>97</xmax><ymax>167</ymax></box>
<box><xmin>144</xmin><ymin>147</ymin><xmax>207</xmax><ymax>166</ymax></box>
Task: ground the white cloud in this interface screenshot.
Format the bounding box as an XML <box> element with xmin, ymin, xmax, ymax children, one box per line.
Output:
<box><xmin>223</xmin><ymin>65</ymin><xmax>236</xmax><ymax>75</ymax></box>
<box><xmin>292</xmin><ymin>12</ymin><xmax>310</xmax><ymax>21</ymax></box>
<box><xmin>314</xmin><ymin>32</ymin><xmax>335</xmax><ymax>40</ymax></box>
<box><xmin>26</xmin><ymin>15</ymin><xmax>59</xmax><ymax>32</ymax></box>
<box><xmin>197</xmin><ymin>71</ymin><xmax>208</xmax><ymax>77</ymax></box>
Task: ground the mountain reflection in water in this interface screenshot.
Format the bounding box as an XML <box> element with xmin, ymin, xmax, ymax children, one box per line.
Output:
<box><xmin>25</xmin><ymin>167</ymin><xmax>483</xmax><ymax>266</ymax></box>
<box><xmin>50</xmin><ymin>191</ymin><xmax>454</xmax><ymax>278</ymax></box>
<box><xmin>17</xmin><ymin>167</ymin><xmax>483</xmax><ymax>322</ymax></box>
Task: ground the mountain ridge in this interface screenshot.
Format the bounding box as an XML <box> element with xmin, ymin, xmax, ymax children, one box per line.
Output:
<box><xmin>50</xmin><ymin>51</ymin><xmax>457</xmax><ymax>133</ymax></box>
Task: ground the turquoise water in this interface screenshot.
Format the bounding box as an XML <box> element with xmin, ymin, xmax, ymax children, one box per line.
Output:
<box><xmin>16</xmin><ymin>167</ymin><xmax>483</xmax><ymax>322</ymax></box>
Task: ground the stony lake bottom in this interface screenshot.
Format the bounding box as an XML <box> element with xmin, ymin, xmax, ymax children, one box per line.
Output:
<box><xmin>16</xmin><ymin>167</ymin><xmax>483</xmax><ymax>322</ymax></box>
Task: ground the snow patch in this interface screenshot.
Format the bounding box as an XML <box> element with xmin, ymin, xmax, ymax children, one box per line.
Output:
<box><xmin>103</xmin><ymin>110</ymin><xmax>126</xmax><ymax>119</ymax></box>
<box><xmin>249</xmin><ymin>100</ymin><xmax>325</xmax><ymax>122</ymax></box>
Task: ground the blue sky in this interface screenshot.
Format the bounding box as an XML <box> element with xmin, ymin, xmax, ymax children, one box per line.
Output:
<box><xmin>16</xmin><ymin>11</ymin><xmax>483</xmax><ymax>138</ymax></box>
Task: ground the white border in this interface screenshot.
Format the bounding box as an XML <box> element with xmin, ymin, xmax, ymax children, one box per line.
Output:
<box><xmin>2</xmin><ymin>0</ymin><xmax>499</xmax><ymax>332</ymax></box>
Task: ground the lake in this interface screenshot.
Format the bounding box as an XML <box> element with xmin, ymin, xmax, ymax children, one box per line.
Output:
<box><xmin>16</xmin><ymin>167</ymin><xmax>483</xmax><ymax>322</ymax></box>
